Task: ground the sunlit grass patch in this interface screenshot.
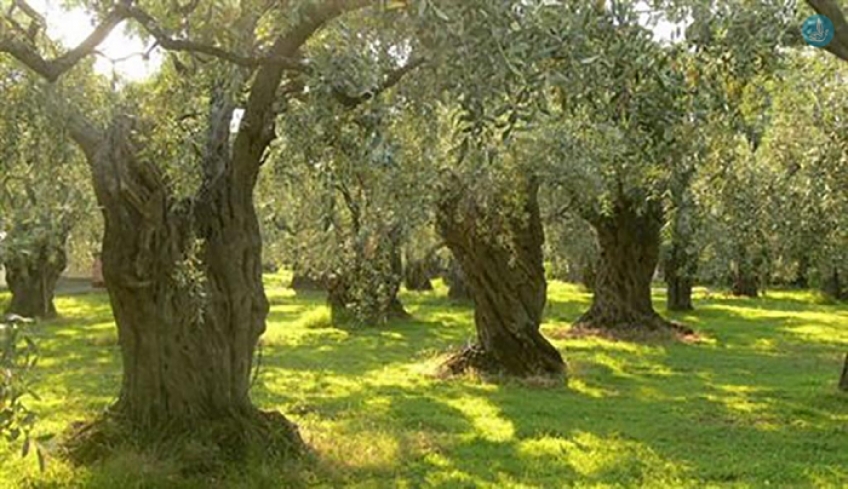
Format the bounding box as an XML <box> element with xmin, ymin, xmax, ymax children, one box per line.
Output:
<box><xmin>2</xmin><ymin>282</ymin><xmax>848</xmax><ymax>487</ymax></box>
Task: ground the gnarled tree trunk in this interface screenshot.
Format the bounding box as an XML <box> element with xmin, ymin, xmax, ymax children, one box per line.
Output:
<box><xmin>437</xmin><ymin>176</ymin><xmax>565</xmax><ymax>378</ymax></box>
<box><xmin>73</xmin><ymin>117</ymin><xmax>302</xmax><ymax>453</ymax></box>
<box><xmin>4</xmin><ymin>238</ymin><xmax>68</xmax><ymax>319</ymax></box>
<box><xmin>577</xmin><ymin>198</ymin><xmax>680</xmax><ymax>333</ymax></box>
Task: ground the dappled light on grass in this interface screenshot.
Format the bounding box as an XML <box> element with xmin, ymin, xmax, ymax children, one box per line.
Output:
<box><xmin>3</xmin><ymin>283</ymin><xmax>848</xmax><ymax>487</ymax></box>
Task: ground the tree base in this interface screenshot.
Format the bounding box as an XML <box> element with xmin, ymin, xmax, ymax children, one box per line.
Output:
<box><xmin>438</xmin><ymin>343</ymin><xmax>565</xmax><ymax>381</ymax></box>
<box><xmin>63</xmin><ymin>407</ymin><xmax>306</xmax><ymax>473</ymax></box>
<box><xmin>572</xmin><ymin>309</ymin><xmax>696</xmax><ymax>342</ymax></box>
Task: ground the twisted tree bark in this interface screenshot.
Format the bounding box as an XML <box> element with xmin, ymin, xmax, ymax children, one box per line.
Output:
<box><xmin>577</xmin><ymin>198</ymin><xmax>686</xmax><ymax>334</ymax></box>
<box><xmin>437</xmin><ymin>175</ymin><xmax>565</xmax><ymax>378</ymax></box>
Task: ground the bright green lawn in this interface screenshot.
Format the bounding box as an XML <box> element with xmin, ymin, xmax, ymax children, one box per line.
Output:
<box><xmin>2</xmin><ymin>277</ymin><xmax>848</xmax><ymax>488</ymax></box>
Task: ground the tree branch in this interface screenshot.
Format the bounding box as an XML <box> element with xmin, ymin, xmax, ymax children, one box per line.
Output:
<box><xmin>333</xmin><ymin>56</ymin><xmax>426</xmax><ymax>108</ymax></box>
<box><xmin>0</xmin><ymin>1</ymin><xmax>131</xmax><ymax>82</ymax></box>
<box><xmin>231</xmin><ymin>0</ymin><xmax>377</xmax><ymax>189</ymax></box>
<box><xmin>806</xmin><ymin>0</ymin><xmax>848</xmax><ymax>63</ymax></box>
<box><xmin>125</xmin><ymin>5</ymin><xmax>307</xmax><ymax>70</ymax></box>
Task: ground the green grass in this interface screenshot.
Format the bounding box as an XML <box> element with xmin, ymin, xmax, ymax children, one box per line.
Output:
<box><xmin>2</xmin><ymin>277</ymin><xmax>848</xmax><ymax>488</ymax></box>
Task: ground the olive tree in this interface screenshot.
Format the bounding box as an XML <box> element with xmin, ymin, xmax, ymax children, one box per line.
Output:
<box><xmin>0</xmin><ymin>0</ymin><xmax>432</xmax><ymax>454</ymax></box>
<box><xmin>0</xmin><ymin>61</ymin><xmax>94</xmax><ymax>318</ymax></box>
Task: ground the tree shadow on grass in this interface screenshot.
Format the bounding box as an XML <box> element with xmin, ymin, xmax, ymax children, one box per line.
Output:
<box><xmin>17</xmin><ymin>284</ymin><xmax>848</xmax><ymax>487</ymax></box>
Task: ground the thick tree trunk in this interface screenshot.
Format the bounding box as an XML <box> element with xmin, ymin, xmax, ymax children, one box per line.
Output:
<box><xmin>68</xmin><ymin>117</ymin><xmax>302</xmax><ymax>457</ymax></box>
<box><xmin>437</xmin><ymin>176</ymin><xmax>565</xmax><ymax>378</ymax></box>
<box><xmin>4</xmin><ymin>240</ymin><xmax>68</xmax><ymax>319</ymax></box>
<box><xmin>577</xmin><ymin>199</ymin><xmax>681</xmax><ymax>333</ymax></box>
<box><xmin>102</xmin><ymin>178</ymin><xmax>281</xmax><ymax>435</ymax></box>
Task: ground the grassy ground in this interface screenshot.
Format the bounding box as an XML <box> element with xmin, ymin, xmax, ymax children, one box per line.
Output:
<box><xmin>1</xmin><ymin>276</ymin><xmax>848</xmax><ymax>488</ymax></box>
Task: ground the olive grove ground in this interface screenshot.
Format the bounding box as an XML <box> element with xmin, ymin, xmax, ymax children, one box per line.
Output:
<box><xmin>1</xmin><ymin>275</ymin><xmax>847</xmax><ymax>488</ymax></box>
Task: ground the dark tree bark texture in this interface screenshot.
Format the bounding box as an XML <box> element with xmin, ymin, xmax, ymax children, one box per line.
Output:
<box><xmin>4</xmin><ymin>239</ymin><xmax>68</xmax><ymax>319</ymax></box>
<box><xmin>437</xmin><ymin>176</ymin><xmax>565</xmax><ymax>378</ymax></box>
<box><xmin>72</xmin><ymin>117</ymin><xmax>303</xmax><ymax>454</ymax></box>
<box><xmin>577</xmin><ymin>198</ymin><xmax>686</xmax><ymax>334</ymax></box>
<box><xmin>0</xmin><ymin>0</ymin><xmax>427</xmax><ymax>460</ymax></box>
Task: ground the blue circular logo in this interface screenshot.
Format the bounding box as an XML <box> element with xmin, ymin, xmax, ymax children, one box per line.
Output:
<box><xmin>802</xmin><ymin>15</ymin><xmax>835</xmax><ymax>47</ymax></box>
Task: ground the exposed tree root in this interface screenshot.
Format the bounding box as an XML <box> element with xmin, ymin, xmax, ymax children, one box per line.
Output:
<box><xmin>568</xmin><ymin>311</ymin><xmax>697</xmax><ymax>343</ymax></box>
<box><xmin>62</xmin><ymin>408</ymin><xmax>306</xmax><ymax>474</ymax></box>
<box><xmin>438</xmin><ymin>343</ymin><xmax>566</xmax><ymax>382</ymax></box>
<box><xmin>438</xmin><ymin>344</ymin><xmax>502</xmax><ymax>377</ymax></box>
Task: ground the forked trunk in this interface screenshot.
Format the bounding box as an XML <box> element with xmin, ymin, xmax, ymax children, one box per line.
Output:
<box><xmin>577</xmin><ymin>199</ymin><xmax>678</xmax><ymax>332</ymax></box>
<box><xmin>72</xmin><ymin>117</ymin><xmax>302</xmax><ymax>454</ymax></box>
<box><xmin>4</xmin><ymin>240</ymin><xmax>68</xmax><ymax>319</ymax></box>
<box><xmin>437</xmin><ymin>176</ymin><xmax>565</xmax><ymax>378</ymax></box>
